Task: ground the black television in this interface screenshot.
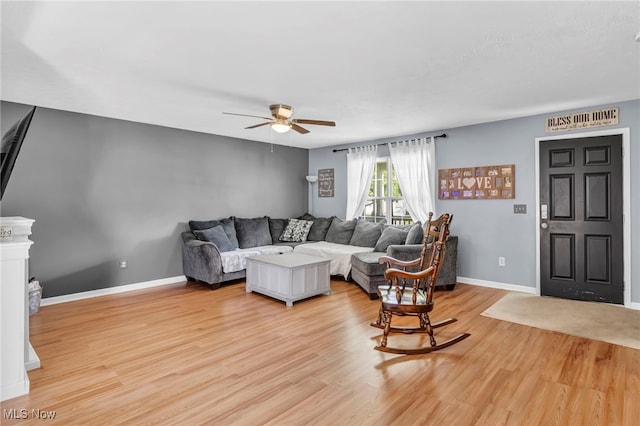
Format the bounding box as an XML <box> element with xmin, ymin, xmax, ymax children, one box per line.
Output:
<box><xmin>1</xmin><ymin>106</ymin><xmax>36</xmax><ymax>200</ymax></box>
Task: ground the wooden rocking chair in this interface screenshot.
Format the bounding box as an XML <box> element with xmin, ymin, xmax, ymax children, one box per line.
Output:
<box><xmin>370</xmin><ymin>212</ymin><xmax>470</xmax><ymax>354</ymax></box>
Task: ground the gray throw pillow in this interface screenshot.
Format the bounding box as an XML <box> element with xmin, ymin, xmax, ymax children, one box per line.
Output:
<box><xmin>193</xmin><ymin>225</ymin><xmax>235</xmax><ymax>252</ymax></box>
<box><xmin>268</xmin><ymin>218</ymin><xmax>289</xmax><ymax>244</ymax></box>
<box><xmin>325</xmin><ymin>218</ymin><xmax>357</xmax><ymax>244</ymax></box>
<box><xmin>234</xmin><ymin>217</ymin><xmax>272</xmax><ymax>248</ymax></box>
<box><xmin>406</xmin><ymin>222</ymin><xmax>424</xmax><ymax>244</ymax></box>
<box><xmin>349</xmin><ymin>219</ymin><xmax>385</xmax><ymax>247</ymax></box>
<box><xmin>374</xmin><ymin>226</ymin><xmax>409</xmax><ymax>252</ymax></box>
<box><xmin>279</xmin><ymin>219</ymin><xmax>313</xmax><ymax>242</ymax></box>
<box><xmin>298</xmin><ymin>212</ymin><xmax>315</xmax><ymax>221</ymax></box>
<box><xmin>307</xmin><ymin>216</ymin><xmax>334</xmax><ymax>241</ymax></box>
<box><xmin>189</xmin><ymin>217</ymin><xmax>238</xmax><ymax>249</ymax></box>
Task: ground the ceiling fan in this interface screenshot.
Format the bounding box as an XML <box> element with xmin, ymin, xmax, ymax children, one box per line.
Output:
<box><xmin>223</xmin><ymin>104</ymin><xmax>336</xmax><ymax>134</ymax></box>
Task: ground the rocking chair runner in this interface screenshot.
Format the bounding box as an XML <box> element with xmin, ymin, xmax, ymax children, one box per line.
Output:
<box><xmin>371</xmin><ymin>212</ymin><xmax>470</xmax><ymax>354</ymax></box>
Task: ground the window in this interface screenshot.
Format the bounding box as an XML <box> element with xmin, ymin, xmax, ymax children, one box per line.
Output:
<box><xmin>362</xmin><ymin>157</ymin><xmax>412</xmax><ymax>224</ymax></box>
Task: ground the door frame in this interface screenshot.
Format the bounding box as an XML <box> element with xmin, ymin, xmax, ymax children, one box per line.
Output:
<box><xmin>535</xmin><ymin>127</ymin><xmax>631</xmax><ymax>307</ymax></box>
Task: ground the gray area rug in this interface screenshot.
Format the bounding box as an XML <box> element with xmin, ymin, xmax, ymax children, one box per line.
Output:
<box><xmin>481</xmin><ymin>292</ymin><xmax>640</xmax><ymax>349</ymax></box>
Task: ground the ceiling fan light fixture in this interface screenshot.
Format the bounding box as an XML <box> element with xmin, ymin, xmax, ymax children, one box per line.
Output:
<box><xmin>271</xmin><ymin>121</ymin><xmax>291</xmax><ymax>133</ymax></box>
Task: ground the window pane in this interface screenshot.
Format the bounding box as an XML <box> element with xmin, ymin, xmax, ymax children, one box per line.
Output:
<box><xmin>391</xmin><ymin>167</ymin><xmax>403</xmax><ymax>197</ymax></box>
<box><xmin>391</xmin><ymin>199</ymin><xmax>412</xmax><ymax>225</ymax></box>
<box><xmin>363</xmin><ymin>157</ymin><xmax>411</xmax><ymax>224</ymax></box>
<box><xmin>368</xmin><ymin>161</ymin><xmax>387</xmax><ymax>198</ymax></box>
<box><xmin>362</xmin><ymin>199</ymin><xmax>386</xmax><ymax>223</ymax></box>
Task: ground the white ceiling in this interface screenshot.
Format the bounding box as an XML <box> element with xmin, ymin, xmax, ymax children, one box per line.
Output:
<box><xmin>2</xmin><ymin>1</ymin><xmax>639</xmax><ymax>149</ymax></box>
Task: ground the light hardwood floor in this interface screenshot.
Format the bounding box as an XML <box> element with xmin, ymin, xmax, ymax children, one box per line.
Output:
<box><xmin>3</xmin><ymin>280</ymin><xmax>638</xmax><ymax>425</ymax></box>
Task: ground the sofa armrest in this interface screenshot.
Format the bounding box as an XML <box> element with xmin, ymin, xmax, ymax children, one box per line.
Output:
<box><xmin>181</xmin><ymin>231</ymin><xmax>223</xmax><ymax>285</ymax></box>
<box><xmin>386</xmin><ymin>244</ymin><xmax>423</xmax><ymax>263</ymax></box>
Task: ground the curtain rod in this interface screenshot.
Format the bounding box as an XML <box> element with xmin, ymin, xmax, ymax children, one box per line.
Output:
<box><xmin>332</xmin><ymin>133</ymin><xmax>446</xmax><ymax>153</ymax></box>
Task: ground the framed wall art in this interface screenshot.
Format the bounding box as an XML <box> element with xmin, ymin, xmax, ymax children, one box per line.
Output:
<box><xmin>438</xmin><ymin>164</ymin><xmax>515</xmax><ymax>200</ymax></box>
<box><xmin>318</xmin><ymin>168</ymin><xmax>334</xmax><ymax>198</ymax></box>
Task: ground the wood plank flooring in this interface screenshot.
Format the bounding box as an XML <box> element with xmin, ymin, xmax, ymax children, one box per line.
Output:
<box><xmin>3</xmin><ymin>280</ymin><xmax>638</xmax><ymax>425</ymax></box>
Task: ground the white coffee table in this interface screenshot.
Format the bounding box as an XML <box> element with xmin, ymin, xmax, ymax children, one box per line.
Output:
<box><xmin>245</xmin><ymin>253</ymin><xmax>331</xmax><ymax>306</ymax></box>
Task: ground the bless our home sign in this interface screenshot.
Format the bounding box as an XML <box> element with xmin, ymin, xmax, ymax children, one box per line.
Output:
<box><xmin>438</xmin><ymin>164</ymin><xmax>515</xmax><ymax>200</ymax></box>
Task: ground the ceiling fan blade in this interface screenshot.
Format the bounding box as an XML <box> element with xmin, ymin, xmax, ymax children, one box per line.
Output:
<box><xmin>245</xmin><ymin>122</ymin><xmax>271</xmax><ymax>129</ymax></box>
<box><xmin>292</xmin><ymin>119</ymin><xmax>336</xmax><ymax>127</ymax></box>
<box><xmin>223</xmin><ymin>112</ymin><xmax>273</xmax><ymax>120</ymax></box>
<box><xmin>291</xmin><ymin>123</ymin><xmax>310</xmax><ymax>134</ymax></box>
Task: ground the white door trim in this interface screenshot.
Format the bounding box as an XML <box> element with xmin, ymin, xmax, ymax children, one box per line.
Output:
<box><xmin>535</xmin><ymin>128</ymin><xmax>631</xmax><ymax>307</ymax></box>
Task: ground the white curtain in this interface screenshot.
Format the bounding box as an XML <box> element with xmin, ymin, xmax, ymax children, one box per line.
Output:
<box><xmin>345</xmin><ymin>145</ymin><xmax>378</xmax><ymax>220</ymax></box>
<box><xmin>389</xmin><ymin>137</ymin><xmax>436</xmax><ymax>223</ymax></box>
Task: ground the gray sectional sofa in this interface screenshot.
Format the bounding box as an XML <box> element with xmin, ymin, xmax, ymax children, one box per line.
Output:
<box><xmin>181</xmin><ymin>213</ymin><xmax>457</xmax><ymax>298</ymax></box>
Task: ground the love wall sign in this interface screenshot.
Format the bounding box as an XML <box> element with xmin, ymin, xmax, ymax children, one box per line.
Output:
<box><xmin>438</xmin><ymin>164</ymin><xmax>515</xmax><ymax>200</ymax></box>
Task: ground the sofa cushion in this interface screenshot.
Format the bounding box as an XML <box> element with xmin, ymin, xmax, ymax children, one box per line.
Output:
<box><xmin>350</xmin><ymin>219</ymin><xmax>385</xmax><ymax>247</ymax></box>
<box><xmin>325</xmin><ymin>217</ymin><xmax>357</xmax><ymax>244</ymax></box>
<box><xmin>298</xmin><ymin>212</ymin><xmax>315</xmax><ymax>221</ymax></box>
<box><xmin>374</xmin><ymin>226</ymin><xmax>409</xmax><ymax>252</ymax></box>
<box><xmin>189</xmin><ymin>217</ymin><xmax>239</xmax><ymax>249</ymax></box>
<box><xmin>268</xmin><ymin>218</ymin><xmax>288</xmax><ymax>244</ymax></box>
<box><xmin>406</xmin><ymin>222</ymin><xmax>424</xmax><ymax>244</ymax></box>
<box><xmin>351</xmin><ymin>251</ymin><xmax>388</xmax><ymax>276</ymax></box>
<box><xmin>297</xmin><ymin>213</ymin><xmax>334</xmax><ymax>241</ymax></box>
<box><xmin>193</xmin><ymin>225</ymin><xmax>236</xmax><ymax>253</ymax></box>
<box><xmin>279</xmin><ymin>219</ymin><xmax>314</xmax><ymax>242</ymax></box>
<box><xmin>234</xmin><ymin>217</ymin><xmax>272</xmax><ymax>249</ymax></box>
<box><xmin>307</xmin><ymin>216</ymin><xmax>334</xmax><ymax>241</ymax></box>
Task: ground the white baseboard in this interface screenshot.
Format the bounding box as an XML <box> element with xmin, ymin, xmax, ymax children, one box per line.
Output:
<box><xmin>40</xmin><ymin>275</ymin><xmax>186</xmax><ymax>306</ymax></box>
<box><xmin>457</xmin><ymin>276</ymin><xmax>538</xmax><ymax>294</ymax></box>
<box><xmin>0</xmin><ymin>372</ymin><xmax>29</xmax><ymax>402</ymax></box>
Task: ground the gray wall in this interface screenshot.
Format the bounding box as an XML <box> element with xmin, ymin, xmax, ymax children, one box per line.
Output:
<box><xmin>309</xmin><ymin>100</ymin><xmax>639</xmax><ymax>303</ymax></box>
<box><xmin>1</xmin><ymin>102</ymin><xmax>308</xmax><ymax>297</ymax></box>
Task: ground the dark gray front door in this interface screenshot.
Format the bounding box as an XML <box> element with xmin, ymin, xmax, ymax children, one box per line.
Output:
<box><xmin>539</xmin><ymin>135</ymin><xmax>623</xmax><ymax>304</ymax></box>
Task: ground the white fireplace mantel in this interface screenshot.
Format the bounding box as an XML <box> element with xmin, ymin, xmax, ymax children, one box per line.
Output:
<box><xmin>1</xmin><ymin>216</ymin><xmax>38</xmax><ymax>401</ymax></box>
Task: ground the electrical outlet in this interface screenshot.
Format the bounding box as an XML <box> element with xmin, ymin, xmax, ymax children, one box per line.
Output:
<box><xmin>120</xmin><ymin>260</ymin><xmax>128</xmax><ymax>269</ymax></box>
<box><xmin>498</xmin><ymin>257</ymin><xmax>506</xmax><ymax>267</ymax></box>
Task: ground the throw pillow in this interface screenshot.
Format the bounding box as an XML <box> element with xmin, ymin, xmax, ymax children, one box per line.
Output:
<box><xmin>307</xmin><ymin>216</ymin><xmax>334</xmax><ymax>241</ymax></box>
<box><xmin>406</xmin><ymin>222</ymin><xmax>424</xmax><ymax>244</ymax></box>
<box><xmin>193</xmin><ymin>225</ymin><xmax>236</xmax><ymax>252</ymax></box>
<box><xmin>268</xmin><ymin>218</ymin><xmax>289</xmax><ymax>244</ymax></box>
<box><xmin>189</xmin><ymin>217</ymin><xmax>239</xmax><ymax>249</ymax></box>
<box><xmin>298</xmin><ymin>212</ymin><xmax>315</xmax><ymax>221</ymax></box>
<box><xmin>234</xmin><ymin>217</ymin><xmax>272</xmax><ymax>248</ymax></box>
<box><xmin>279</xmin><ymin>219</ymin><xmax>314</xmax><ymax>242</ymax></box>
<box><xmin>325</xmin><ymin>217</ymin><xmax>357</xmax><ymax>244</ymax></box>
<box><xmin>374</xmin><ymin>226</ymin><xmax>409</xmax><ymax>252</ymax></box>
<box><xmin>349</xmin><ymin>219</ymin><xmax>385</xmax><ymax>247</ymax></box>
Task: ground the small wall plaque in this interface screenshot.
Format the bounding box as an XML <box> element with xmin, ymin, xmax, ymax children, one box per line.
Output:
<box><xmin>546</xmin><ymin>107</ymin><xmax>618</xmax><ymax>133</ymax></box>
<box><xmin>438</xmin><ymin>164</ymin><xmax>515</xmax><ymax>200</ymax></box>
<box><xmin>318</xmin><ymin>168</ymin><xmax>334</xmax><ymax>198</ymax></box>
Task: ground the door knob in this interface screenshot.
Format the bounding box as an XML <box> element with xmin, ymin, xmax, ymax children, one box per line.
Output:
<box><xmin>541</xmin><ymin>223</ymin><xmax>548</xmax><ymax>229</ymax></box>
